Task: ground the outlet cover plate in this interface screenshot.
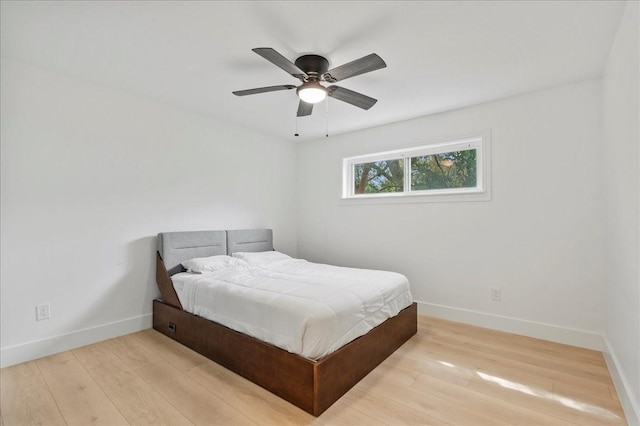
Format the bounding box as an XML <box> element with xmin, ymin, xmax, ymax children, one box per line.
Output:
<box><xmin>491</xmin><ymin>288</ymin><xmax>502</xmax><ymax>301</ymax></box>
<box><xmin>36</xmin><ymin>304</ymin><xmax>50</xmax><ymax>321</ymax></box>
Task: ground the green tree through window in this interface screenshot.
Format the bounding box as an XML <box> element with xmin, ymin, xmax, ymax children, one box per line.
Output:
<box><xmin>411</xmin><ymin>149</ymin><xmax>476</xmax><ymax>191</ymax></box>
<box><xmin>354</xmin><ymin>160</ymin><xmax>404</xmax><ymax>194</ymax></box>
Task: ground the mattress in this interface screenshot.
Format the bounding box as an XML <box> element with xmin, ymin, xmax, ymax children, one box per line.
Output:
<box><xmin>172</xmin><ymin>253</ymin><xmax>413</xmax><ymax>360</ymax></box>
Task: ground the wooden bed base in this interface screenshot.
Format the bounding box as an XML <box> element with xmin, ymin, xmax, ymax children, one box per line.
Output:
<box><xmin>153</xmin><ymin>248</ymin><xmax>417</xmax><ymax>416</ymax></box>
<box><xmin>153</xmin><ymin>300</ymin><xmax>417</xmax><ymax>416</ymax></box>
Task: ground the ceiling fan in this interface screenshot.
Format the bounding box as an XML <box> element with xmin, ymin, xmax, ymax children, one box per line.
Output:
<box><xmin>233</xmin><ymin>48</ymin><xmax>386</xmax><ymax>117</ymax></box>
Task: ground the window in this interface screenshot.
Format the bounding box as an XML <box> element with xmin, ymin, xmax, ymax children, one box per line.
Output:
<box><xmin>353</xmin><ymin>159</ymin><xmax>404</xmax><ymax>194</ymax></box>
<box><xmin>343</xmin><ymin>134</ymin><xmax>489</xmax><ymax>201</ymax></box>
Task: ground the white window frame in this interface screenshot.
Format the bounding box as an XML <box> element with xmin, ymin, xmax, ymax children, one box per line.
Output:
<box><xmin>342</xmin><ymin>132</ymin><xmax>491</xmax><ymax>203</ymax></box>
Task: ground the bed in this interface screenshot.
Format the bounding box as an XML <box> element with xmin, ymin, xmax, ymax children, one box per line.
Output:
<box><xmin>153</xmin><ymin>229</ymin><xmax>417</xmax><ymax>416</ymax></box>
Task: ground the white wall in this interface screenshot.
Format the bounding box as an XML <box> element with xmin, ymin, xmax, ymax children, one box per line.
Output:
<box><xmin>0</xmin><ymin>59</ymin><xmax>298</xmax><ymax>367</ymax></box>
<box><xmin>297</xmin><ymin>79</ymin><xmax>604</xmax><ymax>348</ymax></box>
<box><xmin>602</xmin><ymin>1</ymin><xmax>640</xmax><ymax>424</ymax></box>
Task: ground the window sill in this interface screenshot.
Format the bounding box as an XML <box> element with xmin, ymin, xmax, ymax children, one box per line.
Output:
<box><xmin>339</xmin><ymin>189</ymin><xmax>491</xmax><ymax>205</ymax></box>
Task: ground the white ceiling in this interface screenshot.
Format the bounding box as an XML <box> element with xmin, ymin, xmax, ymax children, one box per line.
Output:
<box><xmin>1</xmin><ymin>1</ymin><xmax>626</xmax><ymax>142</ymax></box>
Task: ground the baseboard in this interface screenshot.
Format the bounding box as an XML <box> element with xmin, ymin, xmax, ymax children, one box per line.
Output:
<box><xmin>0</xmin><ymin>313</ymin><xmax>153</xmax><ymax>368</ymax></box>
<box><xmin>603</xmin><ymin>336</ymin><xmax>640</xmax><ymax>426</ymax></box>
<box><xmin>416</xmin><ymin>301</ymin><xmax>603</xmax><ymax>350</ymax></box>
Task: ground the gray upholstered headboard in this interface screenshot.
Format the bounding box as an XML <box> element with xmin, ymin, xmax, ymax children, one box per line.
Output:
<box><xmin>157</xmin><ymin>229</ymin><xmax>273</xmax><ymax>276</ymax></box>
<box><xmin>227</xmin><ymin>229</ymin><xmax>273</xmax><ymax>255</ymax></box>
<box><xmin>157</xmin><ymin>230</ymin><xmax>227</xmax><ymax>276</ymax></box>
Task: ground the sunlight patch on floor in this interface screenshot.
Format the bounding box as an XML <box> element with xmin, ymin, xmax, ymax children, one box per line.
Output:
<box><xmin>476</xmin><ymin>371</ymin><xmax>620</xmax><ymax>421</ymax></box>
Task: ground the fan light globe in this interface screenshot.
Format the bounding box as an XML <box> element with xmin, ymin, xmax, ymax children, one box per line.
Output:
<box><xmin>297</xmin><ymin>82</ymin><xmax>327</xmax><ymax>104</ymax></box>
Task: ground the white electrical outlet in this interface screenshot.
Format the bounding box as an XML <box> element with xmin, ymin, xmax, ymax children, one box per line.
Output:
<box><xmin>36</xmin><ymin>303</ymin><xmax>50</xmax><ymax>321</ymax></box>
<box><xmin>491</xmin><ymin>288</ymin><xmax>502</xmax><ymax>301</ymax></box>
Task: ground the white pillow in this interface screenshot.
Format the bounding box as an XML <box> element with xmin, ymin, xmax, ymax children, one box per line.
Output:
<box><xmin>182</xmin><ymin>255</ymin><xmax>247</xmax><ymax>274</ymax></box>
<box><xmin>232</xmin><ymin>251</ymin><xmax>292</xmax><ymax>265</ymax></box>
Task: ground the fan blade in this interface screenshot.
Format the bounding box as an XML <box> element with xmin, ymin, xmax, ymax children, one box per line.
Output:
<box><xmin>297</xmin><ymin>100</ymin><xmax>313</xmax><ymax>117</ymax></box>
<box><xmin>252</xmin><ymin>48</ymin><xmax>308</xmax><ymax>80</ymax></box>
<box><xmin>327</xmin><ymin>86</ymin><xmax>377</xmax><ymax>110</ymax></box>
<box><xmin>323</xmin><ymin>53</ymin><xmax>386</xmax><ymax>83</ymax></box>
<box><xmin>232</xmin><ymin>85</ymin><xmax>296</xmax><ymax>96</ymax></box>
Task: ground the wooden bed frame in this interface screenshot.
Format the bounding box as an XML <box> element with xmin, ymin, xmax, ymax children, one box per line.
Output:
<box><xmin>153</xmin><ymin>230</ymin><xmax>417</xmax><ymax>416</ymax></box>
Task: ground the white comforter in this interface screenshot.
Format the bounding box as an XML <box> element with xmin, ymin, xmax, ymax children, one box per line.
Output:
<box><xmin>172</xmin><ymin>256</ymin><xmax>413</xmax><ymax>360</ymax></box>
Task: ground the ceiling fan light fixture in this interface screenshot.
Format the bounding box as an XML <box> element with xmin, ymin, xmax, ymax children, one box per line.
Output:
<box><xmin>297</xmin><ymin>81</ymin><xmax>327</xmax><ymax>104</ymax></box>
<box><xmin>234</xmin><ymin>48</ymin><xmax>386</xmax><ymax>119</ymax></box>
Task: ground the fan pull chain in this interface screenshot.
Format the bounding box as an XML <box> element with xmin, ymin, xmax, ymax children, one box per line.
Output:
<box><xmin>325</xmin><ymin>97</ymin><xmax>330</xmax><ymax>138</ymax></box>
<box><xmin>294</xmin><ymin>116</ymin><xmax>299</xmax><ymax>137</ymax></box>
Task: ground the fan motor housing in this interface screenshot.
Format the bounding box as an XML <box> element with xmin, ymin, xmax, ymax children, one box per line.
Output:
<box><xmin>294</xmin><ymin>55</ymin><xmax>329</xmax><ymax>79</ymax></box>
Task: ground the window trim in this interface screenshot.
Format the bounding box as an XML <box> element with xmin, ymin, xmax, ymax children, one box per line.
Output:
<box><xmin>341</xmin><ymin>132</ymin><xmax>491</xmax><ymax>203</ymax></box>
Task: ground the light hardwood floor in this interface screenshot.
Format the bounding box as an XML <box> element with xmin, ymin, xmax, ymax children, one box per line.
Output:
<box><xmin>0</xmin><ymin>316</ymin><xmax>627</xmax><ymax>425</ymax></box>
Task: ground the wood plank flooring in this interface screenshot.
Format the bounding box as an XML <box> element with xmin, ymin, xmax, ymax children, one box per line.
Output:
<box><xmin>0</xmin><ymin>316</ymin><xmax>627</xmax><ymax>425</ymax></box>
